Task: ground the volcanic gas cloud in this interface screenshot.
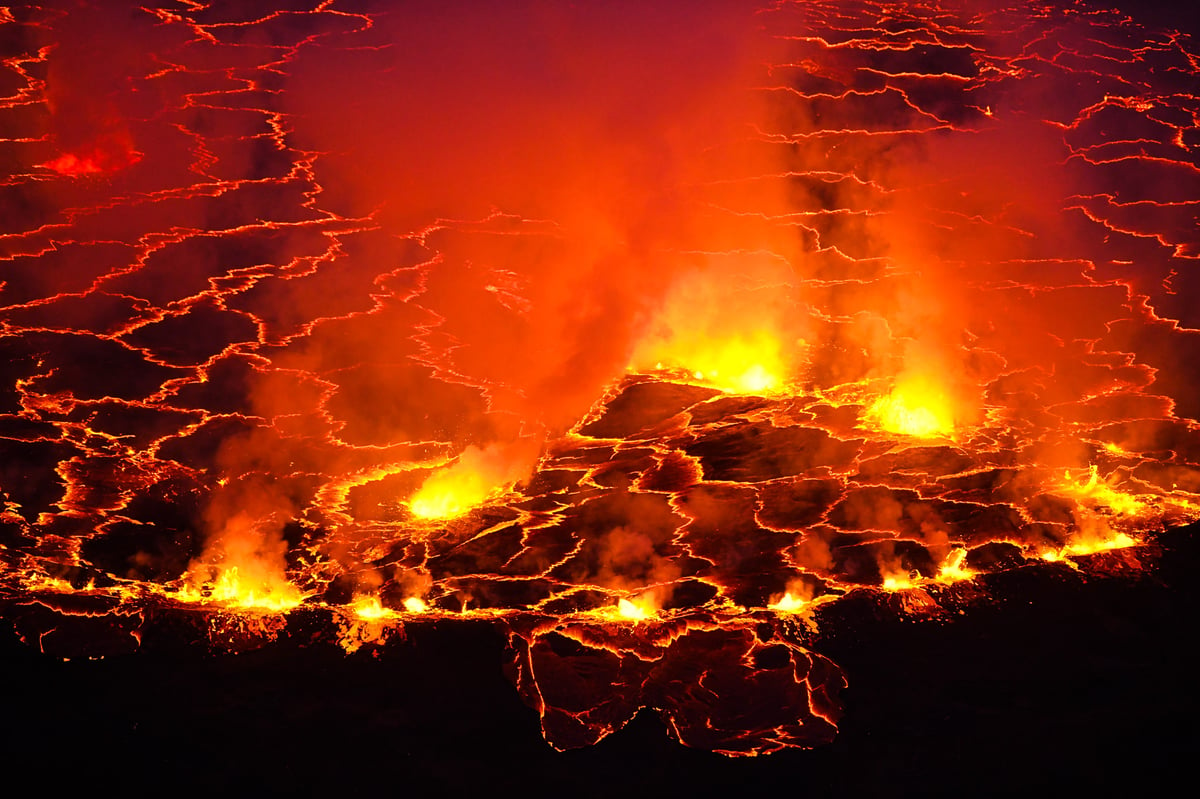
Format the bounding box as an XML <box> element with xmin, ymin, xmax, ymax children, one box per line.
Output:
<box><xmin>2</xmin><ymin>0</ymin><xmax>1199</xmax><ymax>755</ymax></box>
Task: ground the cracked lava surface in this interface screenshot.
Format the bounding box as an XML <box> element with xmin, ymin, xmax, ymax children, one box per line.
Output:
<box><xmin>2</xmin><ymin>0</ymin><xmax>1199</xmax><ymax>756</ymax></box>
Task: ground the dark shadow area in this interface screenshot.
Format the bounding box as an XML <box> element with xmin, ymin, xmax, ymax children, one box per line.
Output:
<box><xmin>4</xmin><ymin>522</ymin><xmax>1195</xmax><ymax>795</ymax></box>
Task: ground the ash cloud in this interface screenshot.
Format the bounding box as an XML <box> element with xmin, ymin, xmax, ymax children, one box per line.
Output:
<box><xmin>278</xmin><ymin>0</ymin><xmax>790</xmax><ymax>450</ymax></box>
<box><xmin>762</xmin><ymin>0</ymin><xmax>1200</xmax><ymax>452</ymax></box>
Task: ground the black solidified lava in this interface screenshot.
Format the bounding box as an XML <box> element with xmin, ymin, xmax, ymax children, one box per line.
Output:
<box><xmin>3</xmin><ymin>523</ymin><xmax>1196</xmax><ymax>794</ymax></box>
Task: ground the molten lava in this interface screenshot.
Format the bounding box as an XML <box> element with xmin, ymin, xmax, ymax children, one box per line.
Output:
<box><xmin>768</xmin><ymin>592</ymin><xmax>810</xmax><ymax>613</ymax></box>
<box><xmin>866</xmin><ymin>376</ymin><xmax>958</xmax><ymax>438</ymax></box>
<box><xmin>1</xmin><ymin>0</ymin><xmax>1199</xmax><ymax>761</ymax></box>
<box><xmin>39</xmin><ymin>142</ymin><xmax>141</xmax><ymax>177</ymax></box>
<box><xmin>409</xmin><ymin>443</ymin><xmax>535</xmax><ymax>519</ymax></box>
<box><xmin>175</xmin><ymin>514</ymin><xmax>305</xmax><ymax>613</ymax></box>
<box><xmin>639</xmin><ymin>332</ymin><xmax>787</xmax><ymax>395</ymax></box>
<box><xmin>935</xmin><ymin>549</ymin><xmax>974</xmax><ymax>584</ymax></box>
<box><xmin>409</xmin><ymin>467</ymin><xmax>496</xmax><ymax>520</ymax></box>
<box><xmin>42</xmin><ymin>151</ymin><xmax>106</xmax><ymax>176</ymax></box>
<box><xmin>1061</xmin><ymin>466</ymin><xmax>1148</xmax><ymax>518</ymax></box>
<box><xmin>616</xmin><ymin>597</ymin><xmax>652</xmax><ymax>621</ymax></box>
<box><xmin>174</xmin><ymin>565</ymin><xmax>304</xmax><ymax>613</ymax></box>
<box><xmin>402</xmin><ymin>597</ymin><xmax>429</xmax><ymax>614</ymax></box>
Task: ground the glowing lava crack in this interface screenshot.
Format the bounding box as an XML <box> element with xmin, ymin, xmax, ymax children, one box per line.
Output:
<box><xmin>2</xmin><ymin>0</ymin><xmax>1200</xmax><ymax>756</ymax></box>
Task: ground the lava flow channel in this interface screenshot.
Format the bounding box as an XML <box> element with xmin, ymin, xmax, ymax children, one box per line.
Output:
<box><xmin>2</xmin><ymin>0</ymin><xmax>1200</xmax><ymax>757</ymax></box>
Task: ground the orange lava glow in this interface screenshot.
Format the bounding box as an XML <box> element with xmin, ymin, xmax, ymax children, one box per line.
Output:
<box><xmin>351</xmin><ymin>595</ymin><xmax>394</xmax><ymax>620</ymax></box>
<box><xmin>409</xmin><ymin>469</ymin><xmax>496</xmax><ymax>520</ymax></box>
<box><xmin>174</xmin><ymin>513</ymin><xmax>305</xmax><ymax>612</ymax></box>
<box><xmin>643</xmin><ymin>333</ymin><xmax>786</xmax><ymax>395</ymax></box>
<box><xmin>768</xmin><ymin>591</ymin><xmax>810</xmax><ymax>612</ymax></box>
<box><xmin>402</xmin><ymin>596</ymin><xmax>430</xmax><ymax>614</ymax></box>
<box><xmin>175</xmin><ymin>564</ymin><xmax>305</xmax><ymax>613</ymax></box>
<box><xmin>2</xmin><ymin>0</ymin><xmax>1199</xmax><ymax>760</ymax></box>
<box><xmin>409</xmin><ymin>443</ymin><xmax>536</xmax><ymax>520</ymax></box>
<box><xmin>1060</xmin><ymin>467</ymin><xmax>1148</xmax><ymax>518</ymax></box>
<box><xmin>935</xmin><ymin>549</ymin><xmax>975</xmax><ymax>584</ymax></box>
<box><xmin>1042</xmin><ymin>532</ymin><xmax>1140</xmax><ymax>561</ymax></box>
<box><xmin>866</xmin><ymin>376</ymin><xmax>958</xmax><ymax>438</ymax></box>
<box><xmin>41</xmin><ymin>152</ymin><xmax>105</xmax><ymax>176</ymax></box>
<box><xmin>38</xmin><ymin>140</ymin><xmax>142</xmax><ymax>176</ymax></box>
<box><xmin>630</xmin><ymin>254</ymin><xmax>802</xmax><ymax>395</ymax></box>
<box><xmin>881</xmin><ymin>571</ymin><xmax>920</xmax><ymax>591</ymax></box>
<box><xmin>616</xmin><ymin>597</ymin><xmax>653</xmax><ymax>621</ymax></box>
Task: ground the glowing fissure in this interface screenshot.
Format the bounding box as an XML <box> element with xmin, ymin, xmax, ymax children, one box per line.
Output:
<box><xmin>1</xmin><ymin>0</ymin><xmax>1199</xmax><ymax>757</ymax></box>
